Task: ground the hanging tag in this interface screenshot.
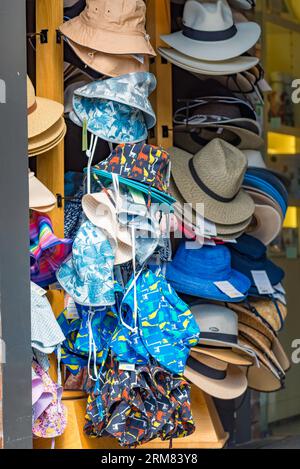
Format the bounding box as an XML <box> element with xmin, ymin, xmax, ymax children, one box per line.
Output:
<box><xmin>31</xmin><ymin>281</ymin><xmax>47</xmax><ymax>297</ymax></box>
<box><xmin>119</xmin><ymin>363</ymin><xmax>136</xmax><ymax>372</ymax></box>
<box><xmin>82</xmin><ymin>118</ymin><xmax>88</xmax><ymax>152</ymax></box>
<box><xmin>214</xmin><ymin>281</ymin><xmax>244</xmax><ymax>299</ymax></box>
<box><xmin>65</xmin><ymin>296</ymin><xmax>80</xmax><ymax>320</ymax></box>
<box><xmin>274</xmin><ymin>282</ymin><xmax>286</xmax><ymax>295</ymax></box>
<box><xmin>251</xmin><ymin>271</ymin><xmax>275</xmax><ymax>295</ymax></box>
<box><xmin>273</xmin><ymin>292</ymin><xmax>287</xmax><ymax>306</ymax></box>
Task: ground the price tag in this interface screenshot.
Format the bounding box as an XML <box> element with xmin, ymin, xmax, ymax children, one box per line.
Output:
<box><xmin>65</xmin><ymin>296</ymin><xmax>80</xmax><ymax>320</ymax></box>
<box><xmin>31</xmin><ymin>281</ymin><xmax>47</xmax><ymax>297</ymax></box>
<box><xmin>119</xmin><ymin>363</ymin><xmax>136</xmax><ymax>372</ymax></box>
<box><xmin>214</xmin><ymin>281</ymin><xmax>244</xmax><ymax>299</ymax></box>
<box><xmin>274</xmin><ymin>282</ymin><xmax>286</xmax><ymax>295</ymax></box>
<box><xmin>251</xmin><ymin>270</ymin><xmax>275</xmax><ymax>295</ymax></box>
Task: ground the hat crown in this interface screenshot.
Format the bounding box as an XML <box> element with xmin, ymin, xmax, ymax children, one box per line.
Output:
<box><xmin>192</xmin><ymin>138</ymin><xmax>247</xmax><ymax>199</ymax></box>
<box><xmin>183</xmin><ymin>0</ymin><xmax>234</xmax><ymax>33</ymax></box>
<box><xmin>82</xmin><ymin>0</ymin><xmax>147</xmax><ymax>36</ymax></box>
<box><xmin>192</xmin><ymin>304</ymin><xmax>239</xmax><ymax>338</ymax></box>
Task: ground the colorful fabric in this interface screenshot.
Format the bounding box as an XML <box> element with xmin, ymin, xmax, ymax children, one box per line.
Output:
<box><xmin>57</xmin><ymin>220</ymin><xmax>116</xmax><ymax>306</ymax></box>
<box><xmin>93</xmin><ymin>143</ymin><xmax>171</xmax><ymax>194</ymax></box>
<box><xmin>30</xmin><ymin>211</ymin><xmax>73</xmax><ymax>287</ymax></box>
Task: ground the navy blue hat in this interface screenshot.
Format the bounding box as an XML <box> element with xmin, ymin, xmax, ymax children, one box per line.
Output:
<box><xmin>228</xmin><ymin>234</ymin><xmax>284</xmax><ymax>297</ymax></box>
<box><xmin>243</xmin><ymin>173</ymin><xmax>287</xmax><ymax>217</ymax></box>
<box><xmin>166</xmin><ymin>241</ymin><xmax>251</xmax><ymax>303</ymax></box>
<box><xmin>246</xmin><ymin>168</ymin><xmax>288</xmax><ymax>205</ymax></box>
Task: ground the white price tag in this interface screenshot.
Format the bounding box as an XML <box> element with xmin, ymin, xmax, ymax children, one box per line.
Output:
<box><xmin>31</xmin><ymin>281</ymin><xmax>47</xmax><ymax>297</ymax></box>
<box><xmin>274</xmin><ymin>282</ymin><xmax>286</xmax><ymax>295</ymax></box>
<box><xmin>119</xmin><ymin>363</ymin><xmax>136</xmax><ymax>372</ymax></box>
<box><xmin>214</xmin><ymin>281</ymin><xmax>244</xmax><ymax>299</ymax></box>
<box><xmin>251</xmin><ymin>271</ymin><xmax>275</xmax><ymax>295</ymax></box>
<box><xmin>65</xmin><ymin>296</ymin><xmax>80</xmax><ymax>320</ymax></box>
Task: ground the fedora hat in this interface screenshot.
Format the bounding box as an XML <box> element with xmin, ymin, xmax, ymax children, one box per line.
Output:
<box><xmin>161</xmin><ymin>0</ymin><xmax>261</xmax><ymax>62</ymax></box>
<box><xmin>66</xmin><ymin>38</ymin><xmax>150</xmax><ymax>77</ymax></box>
<box><xmin>246</xmin><ymin>203</ymin><xmax>282</xmax><ymax>246</ymax></box>
<box><xmin>158</xmin><ymin>47</ymin><xmax>259</xmax><ymax>75</ymax></box>
<box><xmin>191</xmin><ymin>346</ymin><xmax>253</xmax><ymax>367</ymax></box>
<box><xmin>170</xmin><ymin>139</ymin><xmax>255</xmax><ymax>225</ymax></box>
<box><xmin>59</xmin><ymin>0</ymin><xmax>156</xmax><ymax>56</ymax></box>
<box><xmin>29</xmin><ymin>172</ymin><xmax>56</xmax><ymax>213</ymax></box>
<box><xmin>185</xmin><ymin>352</ymin><xmax>248</xmax><ymax>400</ymax></box>
<box><xmin>27</xmin><ymin>76</ymin><xmax>64</xmax><ymax>139</ymax></box>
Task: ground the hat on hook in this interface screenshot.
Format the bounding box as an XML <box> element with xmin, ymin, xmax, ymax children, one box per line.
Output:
<box><xmin>161</xmin><ymin>0</ymin><xmax>261</xmax><ymax>62</ymax></box>
<box><xmin>59</xmin><ymin>0</ymin><xmax>156</xmax><ymax>56</ymax></box>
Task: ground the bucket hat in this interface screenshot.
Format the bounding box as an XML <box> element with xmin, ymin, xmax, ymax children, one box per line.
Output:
<box><xmin>185</xmin><ymin>352</ymin><xmax>248</xmax><ymax>400</ymax></box>
<box><xmin>29</xmin><ymin>171</ymin><xmax>56</xmax><ymax>213</ymax></box>
<box><xmin>57</xmin><ymin>220</ymin><xmax>116</xmax><ymax>306</ymax></box>
<box><xmin>166</xmin><ymin>242</ymin><xmax>251</xmax><ymax>302</ymax></box>
<box><xmin>158</xmin><ymin>47</ymin><xmax>259</xmax><ymax>75</ymax></box>
<box><xmin>161</xmin><ymin>0</ymin><xmax>261</xmax><ymax>62</ymax></box>
<box><xmin>30</xmin><ymin>211</ymin><xmax>73</xmax><ymax>287</ymax></box>
<box><xmin>228</xmin><ymin>234</ymin><xmax>285</xmax><ymax>296</ymax></box>
<box><xmin>170</xmin><ymin>139</ymin><xmax>255</xmax><ymax>225</ymax></box>
<box><xmin>59</xmin><ymin>0</ymin><xmax>156</xmax><ymax>56</ymax></box>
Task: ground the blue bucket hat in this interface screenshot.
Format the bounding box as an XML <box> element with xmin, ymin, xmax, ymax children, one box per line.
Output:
<box><xmin>243</xmin><ymin>173</ymin><xmax>287</xmax><ymax>217</ymax></box>
<box><xmin>70</xmin><ymin>72</ymin><xmax>156</xmax><ymax>144</ymax></box>
<box><xmin>166</xmin><ymin>241</ymin><xmax>251</xmax><ymax>302</ymax></box>
<box><xmin>57</xmin><ymin>220</ymin><xmax>116</xmax><ymax>306</ymax></box>
<box><xmin>228</xmin><ymin>234</ymin><xmax>285</xmax><ymax>297</ymax></box>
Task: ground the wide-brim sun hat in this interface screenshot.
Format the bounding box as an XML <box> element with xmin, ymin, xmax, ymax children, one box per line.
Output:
<box><xmin>190</xmin><ymin>124</ymin><xmax>264</xmax><ymax>150</ymax></box>
<box><xmin>246</xmin><ymin>203</ymin><xmax>282</xmax><ymax>246</ymax></box>
<box><xmin>170</xmin><ymin>139</ymin><xmax>255</xmax><ymax>225</ymax></box>
<box><xmin>28</xmin><ymin>127</ymin><xmax>67</xmax><ymax>157</ymax></box>
<box><xmin>191</xmin><ymin>346</ymin><xmax>253</xmax><ymax>367</ymax></box>
<box><xmin>184</xmin><ymin>352</ymin><xmax>248</xmax><ymax>400</ymax></box>
<box><xmin>161</xmin><ymin>0</ymin><xmax>261</xmax><ymax>62</ymax></box>
<box><xmin>29</xmin><ymin>171</ymin><xmax>57</xmax><ymax>213</ymax></box>
<box><xmin>27</xmin><ymin>76</ymin><xmax>64</xmax><ymax>139</ymax></box>
<box><xmin>243</xmin><ymin>174</ymin><xmax>287</xmax><ymax>217</ymax></box>
<box><xmin>28</xmin><ymin>117</ymin><xmax>67</xmax><ymax>156</ymax></box>
<box><xmin>66</xmin><ymin>38</ymin><xmax>150</xmax><ymax>77</ymax></box>
<box><xmin>158</xmin><ymin>47</ymin><xmax>259</xmax><ymax>75</ymax></box>
<box><xmin>59</xmin><ymin>0</ymin><xmax>156</xmax><ymax>57</ymax></box>
<box><xmin>245</xmin><ymin>188</ymin><xmax>284</xmax><ymax>219</ymax></box>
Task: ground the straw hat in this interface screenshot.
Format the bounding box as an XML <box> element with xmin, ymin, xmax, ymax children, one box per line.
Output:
<box><xmin>185</xmin><ymin>352</ymin><xmax>248</xmax><ymax>400</ymax></box>
<box><xmin>29</xmin><ymin>171</ymin><xmax>56</xmax><ymax>213</ymax></box>
<box><xmin>191</xmin><ymin>346</ymin><xmax>253</xmax><ymax>367</ymax></box>
<box><xmin>247</xmin><ymin>299</ymin><xmax>288</xmax><ymax>333</ymax></box>
<box><xmin>170</xmin><ymin>139</ymin><xmax>255</xmax><ymax>225</ymax></box>
<box><xmin>59</xmin><ymin>0</ymin><xmax>156</xmax><ymax>56</ymax></box>
<box><xmin>28</xmin><ymin>117</ymin><xmax>66</xmax><ymax>156</ymax></box>
<box><xmin>27</xmin><ymin>76</ymin><xmax>64</xmax><ymax>139</ymax></box>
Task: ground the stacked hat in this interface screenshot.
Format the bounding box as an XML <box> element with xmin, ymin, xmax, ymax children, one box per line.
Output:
<box><xmin>159</xmin><ymin>0</ymin><xmax>260</xmax><ymax>76</ymax></box>
<box><xmin>27</xmin><ymin>77</ymin><xmax>66</xmax><ymax>157</ymax></box>
<box><xmin>29</xmin><ymin>171</ymin><xmax>56</xmax><ymax>213</ymax></box>
<box><xmin>60</xmin><ymin>0</ymin><xmax>156</xmax><ymax>77</ymax></box>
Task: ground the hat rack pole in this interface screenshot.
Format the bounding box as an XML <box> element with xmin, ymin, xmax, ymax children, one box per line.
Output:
<box><xmin>145</xmin><ymin>0</ymin><xmax>229</xmax><ymax>450</ymax></box>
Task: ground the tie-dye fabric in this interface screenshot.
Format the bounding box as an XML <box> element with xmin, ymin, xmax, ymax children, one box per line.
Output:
<box><xmin>57</xmin><ymin>220</ymin><xmax>116</xmax><ymax>306</ymax></box>
<box><xmin>30</xmin><ymin>211</ymin><xmax>73</xmax><ymax>287</ymax></box>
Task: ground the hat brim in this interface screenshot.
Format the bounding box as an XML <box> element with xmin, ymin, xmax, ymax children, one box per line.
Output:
<box><xmin>28</xmin><ymin>97</ymin><xmax>64</xmax><ymax>139</ymax></box>
<box><xmin>59</xmin><ymin>17</ymin><xmax>156</xmax><ymax>56</ymax></box>
<box><xmin>243</xmin><ymin>175</ymin><xmax>287</xmax><ymax>216</ymax></box>
<box><xmin>158</xmin><ymin>47</ymin><xmax>259</xmax><ymax>75</ymax></box>
<box><xmin>29</xmin><ymin>172</ymin><xmax>56</xmax><ymax>212</ymax></box>
<box><xmin>245</xmin><ymin>188</ymin><xmax>284</xmax><ymax>218</ymax></box>
<box><xmin>28</xmin><ymin>117</ymin><xmax>66</xmax><ymax>151</ymax></box>
<box><xmin>191</xmin><ymin>346</ymin><xmax>253</xmax><ymax>366</ymax></box>
<box><xmin>190</xmin><ymin>125</ymin><xmax>264</xmax><ymax>150</ymax></box>
<box><xmin>170</xmin><ymin>147</ymin><xmax>255</xmax><ymax>225</ymax></box>
<box><xmin>161</xmin><ymin>22</ymin><xmax>261</xmax><ymax>62</ymax></box>
<box><xmin>246</xmin><ymin>204</ymin><xmax>282</xmax><ymax>246</ymax></box>
<box><xmin>28</xmin><ymin>123</ymin><xmax>67</xmax><ymax>157</ymax></box>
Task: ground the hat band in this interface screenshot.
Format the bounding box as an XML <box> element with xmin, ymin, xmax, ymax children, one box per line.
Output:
<box><xmin>201</xmin><ymin>331</ymin><xmax>238</xmax><ymax>345</ymax></box>
<box><xmin>187</xmin><ymin>356</ymin><xmax>227</xmax><ymax>381</ymax></box>
<box><xmin>189</xmin><ymin>159</ymin><xmax>238</xmax><ymax>203</ymax></box>
<box><xmin>28</xmin><ymin>100</ymin><xmax>37</xmax><ymax>116</ymax></box>
<box><xmin>182</xmin><ymin>24</ymin><xmax>237</xmax><ymax>42</ymax></box>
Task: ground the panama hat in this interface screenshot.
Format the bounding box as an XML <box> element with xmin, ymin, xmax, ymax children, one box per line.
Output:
<box><xmin>170</xmin><ymin>139</ymin><xmax>255</xmax><ymax>225</ymax></box>
<box><xmin>29</xmin><ymin>171</ymin><xmax>56</xmax><ymax>213</ymax></box>
<box><xmin>185</xmin><ymin>352</ymin><xmax>248</xmax><ymax>400</ymax></box>
<box><xmin>59</xmin><ymin>0</ymin><xmax>156</xmax><ymax>56</ymax></box>
<box><xmin>27</xmin><ymin>76</ymin><xmax>64</xmax><ymax>139</ymax></box>
<box><xmin>161</xmin><ymin>0</ymin><xmax>261</xmax><ymax>62</ymax></box>
<box><xmin>191</xmin><ymin>346</ymin><xmax>253</xmax><ymax>367</ymax></box>
<box><xmin>28</xmin><ymin>117</ymin><xmax>67</xmax><ymax>156</ymax></box>
<box><xmin>158</xmin><ymin>47</ymin><xmax>259</xmax><ymax>75</ymax></box>
<box><xmin>66</xmin><ymin>38</ymin><xmax>150</xmax><ymax>77</ymax></box>
<box><xmin>246</xmin><ymin>203</ymin><xmax>282</xmax><ymax>246</ymax></box>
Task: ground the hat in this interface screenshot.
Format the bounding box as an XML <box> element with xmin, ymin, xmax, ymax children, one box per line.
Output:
<box><xmin>158</xmin><ymin>47</ymin><xmax>259</xmax><ymax>75</ymax></box>
<box><xmin>246</xmin><ymin>168</ymin><xmax>289</xmax><ymax>205</ymax></box>
<box><xmin>245</xmin><ymin>188</ymin><xmax>284</xmax><ymax>219</ymax></box>
<box><xmin>27</xmin><ymin>76</ymin><xmax>64</xmax><ymax>139</ymax></box>
<box><xmin>59</xmin><ymin>0</ymin><xmax>156</xmax><ymax>56</ymax></box>
<box><xmin>190</xmin><ymin>123</ymin><xmax>264</xmax><ymax>150</ymax></box>
<box><xmin>30</xmin><ymin>212</ymin><xmax>73</xmax><ymax>287</ymax></box>
<box><xmin>244</xmin><ymin>298</ymin><xmax>288</xmax><ymax>333</ymax></box>
<box><xmin>64</xmin><ymin>43</ymin><xmax>103</xmax><ymax>80</ymax></box>
<box><xmin>28</xmin><ymin>117</ymin><xmax>66</xmax><ymax>157</ymax></box>
<box><xmin>185</xmin><ymin>352</ymin><xmax>248</xmax><ymax>400</ymax></box>
<box><xmin>161</xmin><ymin>0</ymin><xmax>261</xmax><ymax>62</ymax></box>
<box><xmin>228</xmin><ymin>0</ymin><xmax>256</xmax><ymax>10</ymax></box>
<box><xmin>170</xmin><ymin>139</ymin><xmax>255</xmax><ymax>225</ymax></box>
<box><xmin>29</xmin><ymin>171</ymin><xmax>56</xmax><ymax>213</ymax></box>
<box><xmin>66</xmin><ymin>38</ymin><xmax>150</xmax><ymax>77</ymax></box>
<box><xmin>244</xmin><ymin>149</ymin><xmax>291</xmax><ymax>189</ymax></box>
<box><xmin>57</xmin><ymin>220</ymin><xmax>116</xmax><ymax>306</ymax></box>
<box><xmin>64</xmin><ymin>78</ymin><xmax>91</xmax><ymax>114</ymax></box>
<box><xmin>246</xmin><ymin>203</ymin><xmax>282</xmax><ymax>246</ymax></box>
<box><xmin>243</xmin><ymin>173</ymin><xmax>287</xmax><ymax>217</ymax></box>
<box><xmin>191</xmin><ymin>346</ymin><xmax>253</xmax><ymax>366</ymax></box>
<box><xmin>166</xmin><ymin>242</ymin><xmax>251</xmax><ymax>302</ymax></box>
<box><xmin>64</xmin><ymin>0</ymin><xmax>85</xmax><ymax>18</ymax></box>
<box><xmin>228</xmin><ymin>234</ymin><xmax>285</xmax><ymax>296</ymax></box>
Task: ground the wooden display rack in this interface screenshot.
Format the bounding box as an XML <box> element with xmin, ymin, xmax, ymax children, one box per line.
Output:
<box><xmin>33</xmin><ymin>0</ymin><xmax>229</xmax><ymax>450</ymax></box>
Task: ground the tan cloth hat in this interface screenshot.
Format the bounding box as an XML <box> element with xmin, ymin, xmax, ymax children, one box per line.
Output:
<box><xmin>66</xmin><ymin>38</ymin><xmax>150</xmax><ymax>77</ymax></box>
<box><xmin>29</xmin><ymin>171</ymin><xmax>56</xmax><ymax>213</ymax></box>
<box><xmin>59</xmin><ymin>0</ymin><xmax>156</xmax><ymax>56</ymax></box>
<box><xmin>185</xmin><ymin>352</ymin><xmax>248</xmax><ymax>400</ymax></box>
<box><xmin>170</xmin><ymin>139</ymin><xmax>255</xmax><ymax>225</ymax></box>
<box><xmin>27</xmin><ymin>77</ymin><xmax>64</xmax><ymax>139</ymax></box>
<box><xmin>191</xmin><ymin>346</ymin><xmax>253</xmax><ymax>367</ymax></box>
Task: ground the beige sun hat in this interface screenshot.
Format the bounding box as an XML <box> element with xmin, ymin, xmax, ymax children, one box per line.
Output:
<box><xmin>29</xmin><ymin>171</ymin><xmax>56</xmax><ymax>213</ymax></box>
<box><xmin>66</xmin><ymin>38</ymin><xmax>150</xmax><ymax>77</ymax></box>
<box><xmin>185</xmin><ymin>352</ymin><xmax>248</xmax><ymax>400</ymax></box>
<box><xmin>28</xmin><ymin>117</ymin><xmax>66</xmax><ymax>156</ymax></box>
<box><xmin>244</xmin><ymin>187</ymin><xmax>284</xmax><ymax>218</ymax></box>
<box><xmin>191</xmin><ymin>346</ymin><xmax>253</xmax><ymax>367</ymax></box>
<box><xmin>170</xmin><ymin>139</ymin><xmax>255</xmax><ymax>225</ymax></box>
<box><xmin>59</xmin><ymin>0</ymin><xmax>156</xmax><ymax>57</ymax></box>
<box><xmin>27</xmin><ymin>76</ymin><xmax>64</xmax><ymax>139</ymax></box>
<box><xmin>245</xmin><ymin>203</ymin><xmax>282</xmax><ymax>246</ymax></box>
